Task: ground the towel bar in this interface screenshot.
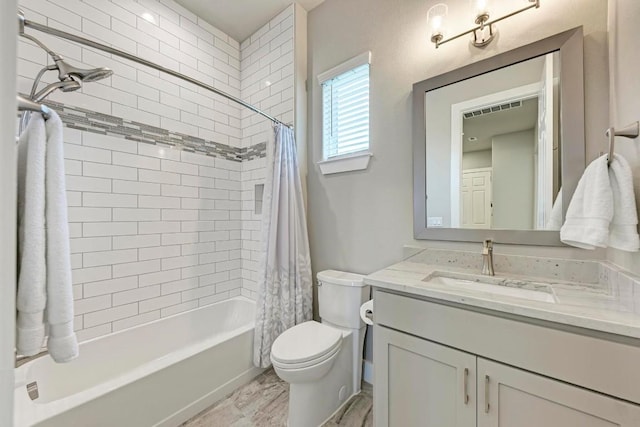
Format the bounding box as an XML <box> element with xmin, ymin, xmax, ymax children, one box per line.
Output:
<box><xmin>607</xmin><ymin>121</ymin><xmax>639</xmax><ymax>165</ymax></box>
<box><xmin>16</xmin><ymin>94</ymin><xmax>50</xmax><ymax>119</ymax></box>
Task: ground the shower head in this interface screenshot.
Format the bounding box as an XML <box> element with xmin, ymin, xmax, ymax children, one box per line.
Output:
<box><xmin>59</xmin><ymin>80</ymin><xmax>82</xmax><ymax>92</ymax></box>
<box><xmin>33</xmin><ymin>79</ymin><xmax>81</xmax><ymax>102</ymax></box>
<box><xmin>20</xmin><ymin>10</ymin><xmax>113</xmax><ymax>84</ymax></box>
<box><xmin>54</xmin><ymin>57</ymin><xmax>114</xmax><ymax>83</ymax></box>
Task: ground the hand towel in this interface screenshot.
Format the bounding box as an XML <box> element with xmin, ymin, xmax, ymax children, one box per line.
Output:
<box><xmin>560</xmin><ymin>154</ymin><xmax>613</xmax><ymax>249</ymax></box>
<box><xmin>16</xmin><ymin>113</ymin><xmax>47</xmax><ymax>356</ymax></box>
<box><xmin>546</xmin><ymin>188</ymin><xmax>563</xmax><ymax>230</ymax></box>
<box><xmin>44</xmin><ymin>110</ymin><xmax>79</xmax><ymax>362</ymax></box>
<box><xmin>608</xmin><ymin>153</ymin><xmax>640</xmax><ymax>251</ymax></box>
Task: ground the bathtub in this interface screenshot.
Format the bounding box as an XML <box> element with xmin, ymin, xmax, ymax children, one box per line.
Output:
<box><xmin>14</xmin><ymin>297</ymin><xmax>263</xmax><ymax>427</ymax></box>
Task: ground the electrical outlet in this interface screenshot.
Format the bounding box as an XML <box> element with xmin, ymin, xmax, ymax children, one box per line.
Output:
<box><xmin>427</xmin><ymin>216</ymin><xmax>443</xmax><ymax>227</ymax></box>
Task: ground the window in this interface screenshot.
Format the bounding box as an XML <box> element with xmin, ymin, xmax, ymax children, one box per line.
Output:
<box><xmin>317</xmin><ymin>52</ymin><xmax>372</xmax><ymax>175</ymax></box>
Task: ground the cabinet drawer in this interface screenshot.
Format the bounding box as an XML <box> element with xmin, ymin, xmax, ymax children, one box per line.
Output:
<box><xmin>374</xmin><ymin>289</ymin><xmax>640</xmax><ymax>404</ymax></box>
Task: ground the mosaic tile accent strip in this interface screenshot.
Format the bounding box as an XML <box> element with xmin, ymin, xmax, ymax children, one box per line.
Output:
<box><xmin>240</xmin><ymin>142</ymin><xmax>267</xmax><ymax>162</ymax></box>
<box><xmin>39</xmin><ymin>99</ymin><xmax>267</xmax><ymax>163</ymax></box>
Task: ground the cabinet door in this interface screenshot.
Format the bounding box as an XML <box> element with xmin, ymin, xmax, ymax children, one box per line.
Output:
<box><xmin>374</xmin><ymin>326</ymin><xmax>476</xmax><ymax>427</ymax></box>
<box><xmin>478</xmin><ymin>358</ymin><xmax>640</xmax><ymax>427</ymax></box>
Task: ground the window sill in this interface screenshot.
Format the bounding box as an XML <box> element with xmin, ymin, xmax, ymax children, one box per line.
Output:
<box><xmin>317</xmin><ymin>151</ymin><xmax>373</xmax><ymax>175</ymax></box>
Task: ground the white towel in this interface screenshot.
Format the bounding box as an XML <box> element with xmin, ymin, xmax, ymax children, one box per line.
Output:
<box><xmin>17</xmin><ymin>113</ymin><xmax>47</xmax><ymax>356</ymax></box>
<box><xmin>560</xmin><ymin>154</ymin><xmax>613</xmax><ymax>249</ymax></box>
<box><xmin>608</xmin><ymin>154</ymin><xmax>640</xmax><ymax>251</ymax></box>
<box><xmin>16</xmin><ymin>111</ymin><xmax>78</xmax><ymax>362</ymax></box>
<box><xmin>546</xmin><ymin>188</ymin><xmax>563</xmax><ymax>231</ymax></box>
<box><xmin>44</xmin><ymin>110</ymin><xmax>78</xmax><ymax>362</ymax></box>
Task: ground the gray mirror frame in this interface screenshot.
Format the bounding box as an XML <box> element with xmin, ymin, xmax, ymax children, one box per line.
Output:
<box><xmin>413</xmin><ymin>27</ymin><xmax>585</xmax><ymax>246</ymax></box>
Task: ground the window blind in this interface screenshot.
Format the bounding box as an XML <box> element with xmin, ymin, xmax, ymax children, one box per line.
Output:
<box><xmin>322</xmin><ymin>63</ymin><xmax>370</xmax><ymax>159</ymax></box>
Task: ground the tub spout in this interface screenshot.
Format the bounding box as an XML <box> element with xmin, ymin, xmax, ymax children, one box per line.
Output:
<box><xmin>27</xmin><ymin>381</ymin><xmax>40</xmax><ymax>400</ymax></box>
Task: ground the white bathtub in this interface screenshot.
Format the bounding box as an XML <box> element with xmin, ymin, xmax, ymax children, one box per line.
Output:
<box><xmin>14</xmin><ymin>297</ymin><xmax>263</xmax><ymax>427</ymax></box>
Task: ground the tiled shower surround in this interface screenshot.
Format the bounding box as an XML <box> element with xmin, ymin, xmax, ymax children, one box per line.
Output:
<box><xmin>18</xmin><ymin>0</ymin><xmax>295</xmax><ymax>341</ymax></box>
<box><xmin>65</xmin><ymin>128</ymin><xmax>244</xmax><ymax>341</ymax></box>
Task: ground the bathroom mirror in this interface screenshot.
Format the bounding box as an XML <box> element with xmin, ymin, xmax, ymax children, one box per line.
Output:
<box><xmin>413</xmin><ymin>27</ymin><xmax>585</xmax><ymax>245</ymax></box>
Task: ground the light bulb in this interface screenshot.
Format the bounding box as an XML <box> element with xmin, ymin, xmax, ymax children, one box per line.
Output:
<box><xmin>427</xmin><ymin>3</ymin><xmax>448</xmax><ymax>38</ymax></box>
<box><xmin>472</xmin><ymin>0</ymin><xmax>490</xmax><ymax>16</ymax></box>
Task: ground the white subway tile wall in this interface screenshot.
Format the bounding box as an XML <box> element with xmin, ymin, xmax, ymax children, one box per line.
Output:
<box><xmin>239</xmin><ymin>5</ymin><xmax>295</xmax><ymax>299</ymax></box>
<box><xmin>64</xmin><ymin>131</ymin><xmax>242</xmax><ymax>341</ymax></box>
<box><xmin>18</xmin><ymin>0</ymin><xmax>295</xmax><ymax>341</ymax></box>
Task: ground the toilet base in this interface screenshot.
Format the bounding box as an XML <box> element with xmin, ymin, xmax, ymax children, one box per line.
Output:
<box><xmin>286</xmin><ymin>332</ymin><xmax>354</xmax><ymax>427</ymax></box>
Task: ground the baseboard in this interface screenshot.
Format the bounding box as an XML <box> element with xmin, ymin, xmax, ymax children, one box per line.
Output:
<box><xmin>363</xmin><ymin>360</ymin><xmax>373</xmax><ymax>385</ymax></box>
<box><xmin>155</xmin><ymin>366</ymin><xmax>265</xmax><ymax>427</ymax></box>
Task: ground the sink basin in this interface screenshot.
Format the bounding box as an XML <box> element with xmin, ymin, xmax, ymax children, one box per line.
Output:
<box><xmin>423</xmin><ymin>273</ymin><xmax>556</xmax><ymax>303</ymax></box>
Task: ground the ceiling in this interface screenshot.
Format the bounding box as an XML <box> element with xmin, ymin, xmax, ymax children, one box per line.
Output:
<box><xmin>463</xmin><ymin>98</ymin><xmax>538</xmax><ymax>153</ymax></box>
<box><xmin>174</xmin><ymin>0</ymin><xmax>326</xmax><ymax>43</ymax></box>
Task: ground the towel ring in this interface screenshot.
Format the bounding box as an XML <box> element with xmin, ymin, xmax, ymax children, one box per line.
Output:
<box><xmin>606</xmin><ymin>121</ymin><xmax>639</xmax><ymax>166</ymax></box>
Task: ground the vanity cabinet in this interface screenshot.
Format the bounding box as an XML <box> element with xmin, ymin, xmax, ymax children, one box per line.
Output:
<box><xmin>373</xmin><ymin>290</ymin><xmax>640</xmax><ymax>427</ymax></box>
<box><xmin>374</xmin><ymin>326</ymin><xmax>476</xmax><ymax>426</ymax></box>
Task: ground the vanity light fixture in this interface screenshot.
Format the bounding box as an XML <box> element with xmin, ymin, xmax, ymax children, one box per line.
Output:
<box><xmin>428</xmin><ymin>0</ymin><xmax>540</xmax><ymax>49</ymax></box>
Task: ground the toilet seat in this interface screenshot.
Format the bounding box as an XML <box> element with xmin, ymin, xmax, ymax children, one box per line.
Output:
<box><xmin>271</xmin><ymin>321</ymin><xmax>342</xmax><ymax>369</ymax></box>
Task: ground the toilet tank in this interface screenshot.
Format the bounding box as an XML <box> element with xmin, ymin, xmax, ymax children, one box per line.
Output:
<box><xmin>317</xmin><ymin>270</ymin><xmax>371</xmax><ymax>329</ymax></box>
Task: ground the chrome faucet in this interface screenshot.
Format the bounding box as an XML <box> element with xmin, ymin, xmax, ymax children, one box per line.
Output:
<box><xmin>481</xmin><ymin>239</ymin><xmax>495</xmax><ymax>276</ymax></box>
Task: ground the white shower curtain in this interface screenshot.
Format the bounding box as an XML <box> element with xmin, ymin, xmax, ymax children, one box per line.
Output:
<box><xmin>253</xmin><ymin>124</ymin><xmax>313</xmax><ymax>368</ymax></box>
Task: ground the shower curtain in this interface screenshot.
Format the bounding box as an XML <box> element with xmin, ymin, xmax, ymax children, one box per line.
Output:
<box><xmin>253</xmin><ymin>124</ymin><xmax>313</xmax><ymax>368</ymax></box>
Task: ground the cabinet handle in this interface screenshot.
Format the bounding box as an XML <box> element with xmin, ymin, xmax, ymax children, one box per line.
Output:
<box><xmin>463</xmin><ymin>368</ymin><xmax>469</xmax><ymax>404</ymax></box>
<box><xmin>484</xmin><ymin>375</ymin><xmax>490</xmax><ymax>413</ymax></box>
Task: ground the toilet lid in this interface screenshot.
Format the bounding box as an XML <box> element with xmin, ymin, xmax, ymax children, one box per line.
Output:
<box><xmin>271</xmin><ymin>321</ymin><xmax>342</xmax><ymax>365</ymax></box>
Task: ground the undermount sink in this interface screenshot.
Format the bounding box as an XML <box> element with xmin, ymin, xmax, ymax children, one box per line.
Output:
<box><xmin>422</xmin><ymin>273</ymin><xmax>557</xmax><ymax>304</ymax></box>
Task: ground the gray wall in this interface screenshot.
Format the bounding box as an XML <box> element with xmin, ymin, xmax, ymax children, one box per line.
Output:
<box><xmin>606</xmin><ymin>0</ymin><xmax>640</xmax><ymax>274</ymax></box>
<box><xmin>463</xmin><ymin>150</ymin><xmax>492</xmax><ymax>170</ymax></box>
<box><xmin>308</xmin><ymin>0</ymin><xmax>609</xmax><ymax>365</ymax></box>
<box><xmin>307</xmin><ymin>0</ymin><xmax>608</xmax><ymax>277</ymax></box>
<box><xmin>492</xmin><ymin>129</ymin><xmax>535</xmax><ymax>229</ymax></box>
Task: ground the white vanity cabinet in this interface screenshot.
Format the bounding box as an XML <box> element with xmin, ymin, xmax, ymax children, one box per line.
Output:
<box><xmin>373</xmin><ymin>289</ymin><xmax>640</xmax><ymax>427</ymax></box>
<box><xmin>374</xmin><ymin>326</ymin><xmax>476</xmax><ymax>426</ymax></box>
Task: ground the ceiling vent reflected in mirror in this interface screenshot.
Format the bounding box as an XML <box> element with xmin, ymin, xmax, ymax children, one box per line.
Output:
<box><xmin>463</xmin><ymin>100</ymin><xmax>522</xmax><ymax>119</ymax></box>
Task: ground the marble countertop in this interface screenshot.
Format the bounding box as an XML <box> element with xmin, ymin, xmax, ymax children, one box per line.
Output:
<box><xmin>365</xmin><ymin>260</ymin><xmax>640</xmax><ymax>340</ymax></box>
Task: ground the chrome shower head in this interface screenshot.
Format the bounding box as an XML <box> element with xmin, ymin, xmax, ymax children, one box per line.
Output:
<box><xmin>79</xmin><ymin>67</ymin><xmax>114</xmax><ymax>83</ymax></box>
<box><xmin>33</xmin><ymin>79</ymin><xmax>81</xmax><ymax>102</ymax></box>
<box><xmin>59</xmin><ymin>79</ymin><xmax>82</xmax><ymax>92</ymax></box>
<box><xmin>54</xmin><ymin>57</ymin><xmax>114</xmax><ymax>83</ymax></box>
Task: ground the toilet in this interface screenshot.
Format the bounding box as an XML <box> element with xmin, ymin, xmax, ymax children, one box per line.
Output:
<box><xmin>270</xmin><ymin>270</ymin><xmax>370</xmax><ymax>427</ymax></box>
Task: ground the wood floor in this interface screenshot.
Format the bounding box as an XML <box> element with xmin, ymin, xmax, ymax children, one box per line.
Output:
<box><xmin>181</xmin><ymin>369</ymin><xmax>373</xmax><ymax>427</ymax></box>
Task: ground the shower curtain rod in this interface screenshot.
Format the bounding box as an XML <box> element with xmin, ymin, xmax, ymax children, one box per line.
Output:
<box><xmin>22</xmin><ymin>18</ymin><xmax>291</xmax><ymax>128</ymax></box>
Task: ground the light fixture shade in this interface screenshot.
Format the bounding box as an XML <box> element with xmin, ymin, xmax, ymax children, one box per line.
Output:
<box><xmin>427</xmin><ymin>3</ymin><xmax>448</xmax><ymax>37</ymax></box>
<box><xmin>471</xmin><ymin>0</ymin><xmax>490</xmax><ymax>16</ymax></box>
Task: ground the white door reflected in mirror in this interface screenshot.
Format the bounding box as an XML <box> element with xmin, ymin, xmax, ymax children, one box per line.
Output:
<box><xmin>461</xmin><ymin>168</ymin><xmax>492</xmax><ymax>229</ymax></box>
